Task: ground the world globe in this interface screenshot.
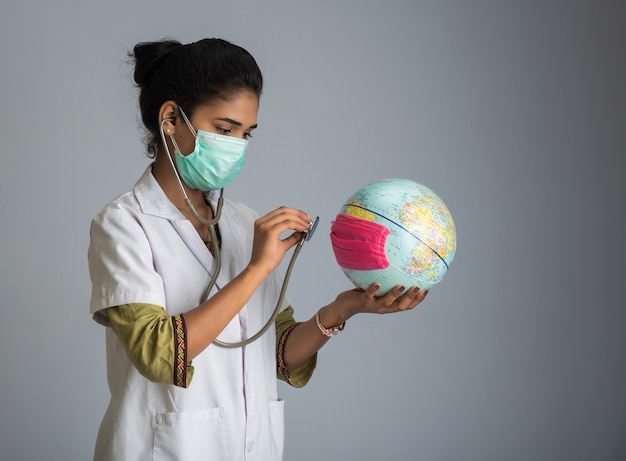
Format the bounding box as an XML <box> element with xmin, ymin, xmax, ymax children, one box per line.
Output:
<box><xmin>330</xmin><ymin>178</ymin><xmax>457</xmax><ymax>295</ymax></box>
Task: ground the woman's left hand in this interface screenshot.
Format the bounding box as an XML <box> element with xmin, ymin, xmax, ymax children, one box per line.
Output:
<box><xmin>330</xmin><ymin>283</ymin><xmax>429</xmax><ymax>322</ymax></box>
<box><xmin>284</xmin><ymin>284</ymin><xmax>429</xmax><ymax>371</ymax></box>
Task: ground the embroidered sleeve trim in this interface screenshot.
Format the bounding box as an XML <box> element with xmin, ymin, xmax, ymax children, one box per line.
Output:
<box><xmin>172</xmin><ymin>314</ymin><xmax>189</xmax><ymax>388</ymax></box>
<box><xmin>277</xmin><ymin>322</ymin><xmax>299</xmax><ymax>385</ymax></box>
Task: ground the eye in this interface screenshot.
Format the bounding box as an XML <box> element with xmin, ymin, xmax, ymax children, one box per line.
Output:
<box><xmin>216</xmin><ymin>127</ymin><xmax>231</xmax><ymax>135</ymax></box>
<box><xmin>244</xmin><ymin>132</ymin><xmax>253</xmax><ymax>140</ymax></box>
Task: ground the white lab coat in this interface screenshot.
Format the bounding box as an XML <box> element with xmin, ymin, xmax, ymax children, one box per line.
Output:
<box><xmin>88</xmin><ymin>165</ymin><xmax>288</xmax><ymax>460</ymax></box>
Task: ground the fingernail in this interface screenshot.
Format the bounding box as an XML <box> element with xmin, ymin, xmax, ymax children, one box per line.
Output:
<box><xmin>373</xmin><ymin>283</ymin><xmax>381</xmax><ymax>292</ymax></box>
<box><xmin>423</xmin><ymin>289</ymin><xmax>429</xmax><ymax>298</ymax></box>
<box><xmin>412</xmin><ymin>287</ymin><xmax>420</xmax><ymax>295</ymax></box>
<box><xmin>398</xmin><ymin>286</ymin><xmax>406</xmax><ymax>293</ymax></box>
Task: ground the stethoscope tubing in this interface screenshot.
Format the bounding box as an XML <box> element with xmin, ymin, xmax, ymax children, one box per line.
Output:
<box><xmin>160</xmin><ymin>117</ymin><xmax>315</xmax><ymax>348</ymax></box>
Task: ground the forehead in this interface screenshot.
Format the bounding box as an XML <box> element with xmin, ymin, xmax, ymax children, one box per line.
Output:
<box><xmin>191</xmin><ymin>91</ymin><xmax>259</xmax><ymax>126</ymax></box>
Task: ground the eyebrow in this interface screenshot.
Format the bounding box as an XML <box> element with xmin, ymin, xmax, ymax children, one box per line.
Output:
<box><xmin>216</xmin><ymin>117</ymin><xmax>258</xmax><ymax>130</ymax></box>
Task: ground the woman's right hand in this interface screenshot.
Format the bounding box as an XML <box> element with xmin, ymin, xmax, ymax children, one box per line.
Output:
<box><xmin>248</xmin><ymin>206</ymin><xmax>312</xmax><ymax>276</ymax></box>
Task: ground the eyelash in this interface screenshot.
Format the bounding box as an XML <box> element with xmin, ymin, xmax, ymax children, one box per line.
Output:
<box><xmin>216</xmin><ymin>127</ymin><xmax>253</xmax><ymax>140</ymax></box>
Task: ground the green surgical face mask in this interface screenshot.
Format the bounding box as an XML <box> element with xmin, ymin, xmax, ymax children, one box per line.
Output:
<box><xmin>168</xmin><ymin>108</ymin><xmax>248</xmax><ymax>191</ymax></box>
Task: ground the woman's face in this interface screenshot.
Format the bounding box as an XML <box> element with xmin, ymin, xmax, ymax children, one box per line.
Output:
<box><xmin>174</xmin><ymin>90</ymin><xmax>259</xmax><ymax>155</ymax></box>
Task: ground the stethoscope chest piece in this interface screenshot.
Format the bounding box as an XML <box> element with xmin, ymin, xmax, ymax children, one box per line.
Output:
<box><xmin>300</xmin><ymin>216</ymin><xmax>319</xmax><ymax>245</ymax></box>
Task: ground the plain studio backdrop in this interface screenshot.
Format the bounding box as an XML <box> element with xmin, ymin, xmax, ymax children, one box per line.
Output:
<box><xmin>1</xmin><ymin>1</ymin><xmax>625</xmax><ymax>460</ymax></box>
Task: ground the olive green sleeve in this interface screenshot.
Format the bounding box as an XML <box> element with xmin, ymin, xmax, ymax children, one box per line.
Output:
<box><xmin>275</xmin><ymin>306</ymin><xmax>317</xmax><ymax>388</ymax></box>
<box><xmin>106</xmin><ymin>303</ymin><xmax>194</xmax><ymax>388</ymax></box>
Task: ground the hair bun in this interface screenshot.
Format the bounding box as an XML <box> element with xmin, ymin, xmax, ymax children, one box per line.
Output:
<box><xmin>131</xmin><ymin>39</ymin><xmax>182</xmax><ymax>86</ymax></box>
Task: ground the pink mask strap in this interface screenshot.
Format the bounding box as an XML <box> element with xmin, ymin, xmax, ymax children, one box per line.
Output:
<box><xmin>330</xmin><ymin>213</ymin><xmax>390</xmax><ymax>271</ymax></box>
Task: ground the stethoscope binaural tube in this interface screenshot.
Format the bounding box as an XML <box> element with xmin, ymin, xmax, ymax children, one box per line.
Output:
<box><xmin>160</xmin><ymin>118</ymin><xmax>225</xmax><ymax>303</ymax></box>
<box><xmin>159</xmin><ymin>118</ymin><xmax>319</xmax><ymax>348</ymax></box>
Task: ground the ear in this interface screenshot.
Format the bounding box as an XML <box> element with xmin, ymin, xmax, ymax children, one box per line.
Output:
<box><xmin>159</xmin><ymin>100</ymin><xmax>178</xmax><ymax>134</ymax></box>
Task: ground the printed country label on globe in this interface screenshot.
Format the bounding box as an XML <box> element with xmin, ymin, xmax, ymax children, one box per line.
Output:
<box><xmin>330</xmin><ymin>178</ymin><xmax>457</xmax><ymax>294</ymax></box>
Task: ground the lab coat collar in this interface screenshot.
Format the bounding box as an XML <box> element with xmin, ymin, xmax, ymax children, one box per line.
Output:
<box><xmin>133</xmin><ymin>164</ymin><xmax>237</xmax><ymax>222</ymax></box>
<box><xmin>133</xmin><ymin>165</ymin><xmax>182</xmax><ymax>220</ymax></box>
<box><xmin>133</xmin><ymin>164</ymin><xmax>244</xmax><ymax>285</ymax></box>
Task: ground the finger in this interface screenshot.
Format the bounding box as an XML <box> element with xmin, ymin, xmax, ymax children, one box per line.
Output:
<box><xmin>378</xmin><ymin>285</ymin><xmax>407</xmax><ymax>308</ymax></box>
<box><xmin>259</xmin><ymin>206</ymin><xmax>312</xmax><ymax>225</ymax></box>
<box><xmin>259</xmin><ymin>210</ymin><xmax>312</xmax><ymax>235</ymax></box>
<box><xmin>255</xmin><ymin>218</ymin><xmax>308</xmax><ymax>243</ymax></box>
<box><xmin>398</xmin><ymin>287</ymin><xmax>428</xmax><ymax>311</ymax></box>
<box><xmin>280</xmin><ymin>230</ymin><xmax>307</xmax><ymax>249</ymax></box>
<box><xmin>363</xmin><ymin>283</ymin><xmax>382</xmax><ymax>299</ymax></box>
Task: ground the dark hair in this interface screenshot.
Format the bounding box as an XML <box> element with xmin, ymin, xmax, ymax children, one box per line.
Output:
<box><xmin>130</xmin><ymin>38</ymin><xmax>263</xmax><ymax>157</ymax></box>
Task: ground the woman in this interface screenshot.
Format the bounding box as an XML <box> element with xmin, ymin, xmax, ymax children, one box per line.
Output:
<box><xmin>88</xmin><ymin>38</ymin><xmax>428</xmax><ymax>461</ymax></box>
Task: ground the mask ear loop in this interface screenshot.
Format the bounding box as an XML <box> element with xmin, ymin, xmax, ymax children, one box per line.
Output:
<box><xmin>178</xmin><ymin>107</ymin><xmax>197</xmax><ymax>136</ymax></box>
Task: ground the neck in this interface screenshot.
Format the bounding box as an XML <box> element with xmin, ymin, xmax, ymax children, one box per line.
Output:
<box><xmin>152</xmin><ymin>152</ymin><xmax>208</xmax><ymax>213</ymax></box>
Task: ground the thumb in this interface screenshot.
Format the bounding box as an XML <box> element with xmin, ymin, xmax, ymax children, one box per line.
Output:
<box><xmin>363</xmin><ymin>283</ymin><xmax>382</xmax><ymax>298</ymax></box>
<box><xmin>281</xmin><ymin>231</ymin><xmax>305</xmax><ymax>250</ymax></box>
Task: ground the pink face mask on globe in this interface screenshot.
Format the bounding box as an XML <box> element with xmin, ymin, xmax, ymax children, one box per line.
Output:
<box><xmin>330</xmin><ymin>213</ymin><xmax>390</xmax><ymax>271</ymax></box>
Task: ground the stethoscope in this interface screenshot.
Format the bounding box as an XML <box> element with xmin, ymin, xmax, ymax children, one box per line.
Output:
<box><xmin>160</xmin><ymin>118</ymin><xmax>319</xmax><ymax>348</ymax></box>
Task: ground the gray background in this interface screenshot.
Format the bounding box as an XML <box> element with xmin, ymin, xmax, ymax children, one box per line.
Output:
<box><xmin>1</xmin><ymin>1</ymin><xmax>625</xmax><ymax>460</ymax></box>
